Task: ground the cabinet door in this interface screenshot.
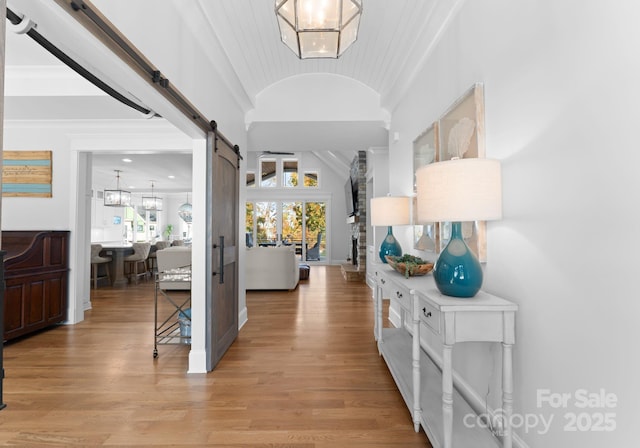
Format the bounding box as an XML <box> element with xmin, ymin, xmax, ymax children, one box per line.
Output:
<box><xmin>46</xmin><ymin>273</ymin><xmax>67</xmax><ymax>323</ymax></box>
<box><xmin>4</xmin><ymin>273</ymin><xmax>67</xmax><ymax>340</ymax></box>
<box><xmin>5</xmin><ymin>280</ymin><xmax>28</xmax><ymax>338</ymax></box>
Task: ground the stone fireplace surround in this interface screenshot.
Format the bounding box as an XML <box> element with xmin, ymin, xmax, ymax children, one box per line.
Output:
<box><xmin>341</xmin><ymin>151</ymin><xmax>366</xmax><ymax>281</ymax></box>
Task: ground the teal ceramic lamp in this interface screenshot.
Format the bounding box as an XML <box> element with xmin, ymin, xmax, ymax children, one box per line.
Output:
<box><xmin>370</xmin><ymin>196</ymin><xmax>410</xmax><ymax>263</ymax></box>
<box><xmin>416</xmin><ymin>158</ymin><xmax>502</xmax><ymax>298</ymax></box>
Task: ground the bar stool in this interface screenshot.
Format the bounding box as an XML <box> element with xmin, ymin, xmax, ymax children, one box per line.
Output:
<box><xmin>90</xmin><ymin>244</ymin><xmax>112</xmax><ymax>289</ymax></box>
<box><xmin>147</xmin><ymin>241</ymin><xmax>171</xmax><ymax>275</ymax></box>
<box><xmin>124</xmin><ymin>242</ymin><xmax>151</xmax><ymax>284</ymax></box>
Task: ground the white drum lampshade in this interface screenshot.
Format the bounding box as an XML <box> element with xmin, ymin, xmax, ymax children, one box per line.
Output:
<box><xmin>416</xmin><ymin>158</ymin><xmax>502</xmax><ymax>223</ymax></box>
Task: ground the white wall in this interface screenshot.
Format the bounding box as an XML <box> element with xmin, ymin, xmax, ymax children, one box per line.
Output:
<box><xmin>247</xmin><ymin>73</ymin><xmax>390</xmax><ymax>125</ymax></box>
<box><xmin>3</xmin><ymin>121</ymin><xmax>95</xmax><ymax>321</ymax></box>
<box><xmin>3</xmin><ymin>122</ymin><xmax>73</xmax><ymax>230</ymax></box>
<box><xmin>91</xmin><ymin>0</ymin><xmax>249</xmax><ymax>145</ymax></box>
<box><xmin>389</xmin><ymin>1</ymin><xmax>639</xmax><ymax>446</ymax></box>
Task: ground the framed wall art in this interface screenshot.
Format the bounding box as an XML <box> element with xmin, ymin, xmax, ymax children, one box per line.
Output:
<box><xmin>438</xmin><ymin>83</ymin><xmax>485</xmax><ymax>162</ymax></box>
<box><xmin>412</xmin><ymin>122</ymin><xmax>440</xmax><ymax>253</ymax></box>
<box><xmin>437</xmin><ymin>83</ymin><xmax>487</xmax><ymax>261</ymax></box>
<box><xmin>2</xmin><ymin>150</ymin><xmax>53</xmax><ymax>197</ymax></box>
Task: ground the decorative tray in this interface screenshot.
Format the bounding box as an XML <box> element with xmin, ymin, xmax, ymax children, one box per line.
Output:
<box><xmin>385</xmin><ymin>255</ymin><xmax>434</xmax><ymax>278</ymax></box>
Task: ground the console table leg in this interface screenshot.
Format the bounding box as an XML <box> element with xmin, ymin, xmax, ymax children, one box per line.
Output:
<box><xmin>442</xmin><ymin>343</ymin><xmax>453</xmax><ymax>448</ymax></box>
<box><xmin>412</xmin><ymin>295</ymin><xmax>421</xmax><ymax>432</ymax></box>
<box><xmin>376</xmin><ymin>287</ymin><xmax>383</xmax><ymax>354</ymax></box>
<box><xmin>373</xmin><ymin>286</ymin><xmax>378</xmax><ymax>342</ymax></box>
<box><xmin>502</xmin><ymin>342</ymin><xmax>514</xmax><ymax>448</ymax></box>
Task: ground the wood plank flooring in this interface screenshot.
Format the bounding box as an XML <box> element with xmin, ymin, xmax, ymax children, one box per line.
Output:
<box><xmin>1</xmin><ymin>266</ymin><xmax>430</xmax><ymax>447</ymax></box>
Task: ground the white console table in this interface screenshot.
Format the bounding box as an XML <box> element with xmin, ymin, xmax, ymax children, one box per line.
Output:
<box><xmin>373</xmin><ymin>264</ymin><xmax>517</xmax><ymax>448</ymax></box>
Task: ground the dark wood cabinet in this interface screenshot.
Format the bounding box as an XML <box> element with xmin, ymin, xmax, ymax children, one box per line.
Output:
<box><xmin>3</xmin><ymin>231</ymin><xmax>69</xmax><ymax>341</ymax></box>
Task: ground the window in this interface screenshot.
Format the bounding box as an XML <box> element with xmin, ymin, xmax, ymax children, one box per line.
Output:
<box><xmin>282</xmin><ymin>201</ymin><xmax>302</xmax><ymax>244</ymax></box>
<box><xmin>244</xmin><ymin>202</ymin><xmax>254</xmax><ymax>239</ymax></box>
<box><xmin>245</xmin><ymin>200</ymin><xmax>327</xmax><ymax>261</ymax></box>
<box><xmin>255</xmin><ymin>157</ymin><xmax>320</xmax><ymax>189</ymax></box>
<box><xmin>305</xmin><ymin>201</ymin><xmax>326</xmax><ymax>260</ymax></box>
<box><xmin>304</xmin><ymin>171</ymin><xmax>318</xmax><ymax>187</ymax></box>
<box><xmin>246</xmin><ymin>171</ymin><xmax>255</xmax><ymax>188</ymax></box>
<box><xmin>255</xmin><ymin>201</ymin><xmax>277</xmax><ymax>244</ymax></box>
<box><xmin>283</xmin><ymin>159</ymin><xmax>298</xmax><ymax>187</ymax></box>
<box><xmin>260</xmin><ymin>160</ymin><xmax>276</xmax><ymax>187</ymax></box>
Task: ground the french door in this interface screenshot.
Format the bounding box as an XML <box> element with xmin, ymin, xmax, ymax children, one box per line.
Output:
<box><xmin>248</xmin><ymin>200</ymin><xmax>326</xmax><ymax>261</ymax></box>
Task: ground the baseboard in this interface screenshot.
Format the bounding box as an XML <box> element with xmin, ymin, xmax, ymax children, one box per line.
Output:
<box><xmin>187</xmin><ymin>348</ymin><xmax>208</xmax><ymax>374</ymax></box>
<box><xmin>238</xmin><ymin>305</ymin><xmax>248</xmax><ymax>330</ymax></box>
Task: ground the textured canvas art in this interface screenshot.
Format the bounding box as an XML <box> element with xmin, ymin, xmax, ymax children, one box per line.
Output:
<box><xmin>437</xmin><ymin>84</ymin><xmax>487</xmax><ymax>261</ymax></box>
<box><xmin>412</xmin><ymin>84</ymin><xmax>488</xmax><ymax>261</ymax></box>
<box><xmin>412</xmin><ymin>122</ymin><xmax>440</xmax><ymax>252</ymax></box>
<box><xmin>2</xmin><ymin>151</ymin><xmax>53</xmax><ymax>197</ymax></box>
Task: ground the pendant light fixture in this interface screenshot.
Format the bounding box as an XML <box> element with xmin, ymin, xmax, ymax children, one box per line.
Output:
<box><xmin>275</xmin><ymin>0</ymin><xmax>363</xmax><ymax>59</ymax></box>
<box><xmin>142</xmin><ymin>181</ymin><xmax>163</xmax><ymax>211</ymax></box>
<box><xmin>104</xmin><ymin>169</ymin><xmax>131</xmax><ymax>207</ymax></box>
<box><xmin>178</xmin><ymin>193</ymin><xmax>192</xmax><ymax>224</ymax></box>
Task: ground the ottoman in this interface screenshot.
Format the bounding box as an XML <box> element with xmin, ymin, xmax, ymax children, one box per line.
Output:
<box><xmin>299</xmin><ymin>263</ymin><xmax>310</xmax><ymax>280</ymax></box>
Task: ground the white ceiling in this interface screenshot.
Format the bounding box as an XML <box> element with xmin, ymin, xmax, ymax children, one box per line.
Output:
<box><xmin>198</xmin><ymin>0</ymin><xmax>439</xmax><ymax>105</ymax></box>
<box><xmin>3</xmin><ymin>0</ymin><xmax>455</xmax><ymax>191</ymax></box>
<box><xmin>92</xmin><ymin>153</ymin><xmax>193</xmax><ymax>195</ymax></box>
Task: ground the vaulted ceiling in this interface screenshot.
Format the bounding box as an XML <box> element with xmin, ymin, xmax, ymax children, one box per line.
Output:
<box><xmin>195</xmin><ymin>0</ymin><xmax>442</xmax><ymax>109</ymax></box>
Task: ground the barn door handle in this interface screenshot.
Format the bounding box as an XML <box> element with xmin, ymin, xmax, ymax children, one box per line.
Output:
<box><xmin>213</xmin><ymin>235</ymin><xmax>224</xmax><ymax>284</ymax></box>
<box><xmin>218</xmin><ymin>236</ymin><xmax>224</xmax><ymax>284</ymax></box>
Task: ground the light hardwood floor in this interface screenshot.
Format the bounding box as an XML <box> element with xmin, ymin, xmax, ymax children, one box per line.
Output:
<box><xmin>1</xmin><ymin>266</ymin><xmax>430</xmax><ymax>447</ymax></box>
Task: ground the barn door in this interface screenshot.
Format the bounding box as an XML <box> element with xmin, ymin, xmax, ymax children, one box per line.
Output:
<box><xmin>206</xmin><ymin>125</ymin><xmax>240</xmax><ymax>371</ymax></box>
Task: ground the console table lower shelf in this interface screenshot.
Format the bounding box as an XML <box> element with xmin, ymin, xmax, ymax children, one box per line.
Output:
<box><xmin>380</xmin><ymin>328</ymin><xmax>501</xmax><ymax>448</ymax></box>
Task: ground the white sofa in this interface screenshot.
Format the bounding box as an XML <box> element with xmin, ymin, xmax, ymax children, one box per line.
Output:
<box><xmin>245</xmin><ymin>246</ymin><xmax>300</xmax><ymax>290</ymax></box>
<box><xmin>156</xmin><ymin>246</ymin><xmax>191</xmax><ymax>290</ymax></box>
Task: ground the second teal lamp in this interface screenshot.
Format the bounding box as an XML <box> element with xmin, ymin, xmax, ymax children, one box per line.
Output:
<box><xmin>370</xmin><ymin>196</ymin><xmax>411</xmax><ymax>263</ymax></box>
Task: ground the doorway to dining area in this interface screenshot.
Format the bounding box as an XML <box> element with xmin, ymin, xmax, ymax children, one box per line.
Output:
<box><xmin>90</xmin><ymin>152</ymin><xmax>193</xmax><ymax>247</ymax></box>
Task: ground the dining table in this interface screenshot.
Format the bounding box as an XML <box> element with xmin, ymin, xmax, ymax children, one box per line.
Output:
<box><xmin>95</xmin><ymin>242</ymin><xmax>135</xmax><ymax>286</ymax></box>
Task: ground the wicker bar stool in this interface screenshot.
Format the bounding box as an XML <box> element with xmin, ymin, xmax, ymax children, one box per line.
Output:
<box><xmin>147</xmin><ymin>241</ymin><xmax>171</xmax><ymax>275</ymax></box>
<box><xmin>90</xmin><ymin>244</ymin><xmax>112</xmax><ymax>289</ymax></box>
<box><xmin>124</xmin><ymin>242</ymin><xmax>151</xmax><ymax>284</ymax></box>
